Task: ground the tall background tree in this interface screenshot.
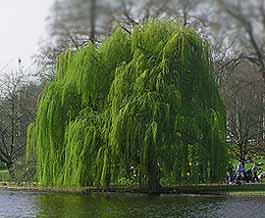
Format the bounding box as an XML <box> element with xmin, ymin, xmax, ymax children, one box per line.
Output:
<box><xmin>216</xmin><ymin>0</ymin><xmax>265</xmax><ymax>158</ymax></box>
<box><xmin>35</xmin><ymin>0</ymin><xmax>211</xmax><ymax>82</ymax></box>
<box><xmin>223</xmin><ymin>61</ymin><xmax>265</xmax><ymax>159</ymax></box>
<box><xmin>0</xmin><ymin>62</ymin><xmax>41</xmax><ymax>179</ymax></box>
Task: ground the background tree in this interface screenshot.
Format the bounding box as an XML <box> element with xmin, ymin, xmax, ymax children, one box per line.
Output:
<box><xmin>35</xmin><ymin>0</ymin><xmax>118</xmax><ymax>82</ymax></box>
<box><xmin>35</xmin><ymin>0</ymin><xmax>213</xmax><ymax>82</ymax></box>
<box><xmin>223</xmin><ymin>61</ymin><xmax>265</xmax><ymax>159</ymax></box>
<box><xmin>115</xmin><ymin>0</ymin><xmax>210</xmax><ymax>29</ymax></box>
<box><xmin>0</xmin><ymin>62</ymin><xmax>41</xmax><ymax>179</ymax></box>
<box><xmin>218</xmin><ymin>0</ymin><xmax>265</xmax><ymax>83</ymax></box>
<box><xmin>216</xmin><ymin>0</ymin><xmax>265</xmax><ymax>156</ymax></box>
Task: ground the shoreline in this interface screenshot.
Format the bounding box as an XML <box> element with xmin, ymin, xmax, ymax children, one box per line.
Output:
<box><xmin>0</xmin><ymin>182</ymin><xmax>265</xmax><ymax>196</ymax></box>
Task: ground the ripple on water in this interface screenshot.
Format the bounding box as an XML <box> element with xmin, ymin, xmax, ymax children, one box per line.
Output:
<box><xmin>0</xmin><ymin>191</ymin><xmax>39</xmax><ymax>218</ymax></box>
<box><xmin>0</xmin><ymin>191</ymin><xmax>265</xmax><ymax>218</ymax></box>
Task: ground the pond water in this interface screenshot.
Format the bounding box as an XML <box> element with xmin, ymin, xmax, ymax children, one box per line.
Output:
<box><xmin>0</xmin><ymin>190</ymin><xmax>264</xmax><ymax>218</ymax></box>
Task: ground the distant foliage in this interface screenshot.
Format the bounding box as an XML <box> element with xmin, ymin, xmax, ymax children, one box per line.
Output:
<box><xmin>28</xmin><ymin>20</ymin><xmax>226</xmax><ymax>191</ymax></box>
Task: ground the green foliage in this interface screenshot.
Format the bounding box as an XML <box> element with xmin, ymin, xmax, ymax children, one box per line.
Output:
<box><xmin>28</xmin><ymin>20</ymin><xmax>227</xmax><ymax>190</ymax></box>
<box><xmin>26</xmin><ymin>123</ymin><xmax>37</xmax><ymax>164</ymax></box>
<box><xmin>0</xmin><ymin>170</ymin><xmax>10</xmax><ymax>181</ymax></box>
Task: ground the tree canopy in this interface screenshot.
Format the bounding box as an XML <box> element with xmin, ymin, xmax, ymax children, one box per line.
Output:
<box><xmin>28</xmin><ymin>20</ymin><xmax>227</xmax><ymax>192</ymax></box>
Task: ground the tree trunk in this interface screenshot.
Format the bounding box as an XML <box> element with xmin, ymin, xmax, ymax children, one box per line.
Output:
<box><xmin>147</xmin><ymin>161</ymin><xmax>160</xmax><ymax>193</ymax></box>
<box><xmin>90</xmin><ymin>0</ymin><xmax>96</xmax><ymax>43</ymax></box>
<box><xmin>6</xmin><ymin>162</ymin><xmax>16</xmax><ymax>180</ymax></box>
<box><xmin>105</xmin><ymin>154</ymin><xmax>111</xmax><ymax>189</ymax></box>
<box><xmin>138</xmin><ymin>167</ymin><xmax>143</xmax><ymax>188</ymax></box>
<box><xmin>105</xmin><ymin>169</ymin><xmax>111</xmax><ymax>189</ymax></box>
<box><xmin>239</xmin><ymin>143</ymin><xmax>246</xmax><ymax>162</ymax></box>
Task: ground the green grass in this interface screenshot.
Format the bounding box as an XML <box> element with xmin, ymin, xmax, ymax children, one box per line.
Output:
<box><xmin>0</xmin><ymin>170</ymin><xmax>10</xmax><ymax>181</ymax></box>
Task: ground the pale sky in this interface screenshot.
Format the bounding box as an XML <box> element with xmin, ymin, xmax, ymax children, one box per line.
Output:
<box><xmin>0</xmin><ymin>0</ymin><xmax>54</xmax><ymax>74</ymax></box>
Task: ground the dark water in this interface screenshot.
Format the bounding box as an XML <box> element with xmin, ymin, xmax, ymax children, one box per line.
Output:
<box><xmin>0</xmin><ymin>190</ymin><xmax>265</xmax><ymax>218</ymax></box>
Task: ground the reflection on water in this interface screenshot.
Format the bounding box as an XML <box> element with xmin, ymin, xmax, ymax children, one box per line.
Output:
<box><xmin>36</xmin><ymin>193</ymin><xmax>223</xmax><ymax>218</ymax></box>
<box><xmin>0</xmin><ymin>190</ymin><xmax>265</xmax><ymax>218</ymax></box>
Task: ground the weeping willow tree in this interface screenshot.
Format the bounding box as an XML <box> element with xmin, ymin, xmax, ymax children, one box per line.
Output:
<box><xmin>27</xmin><ymin>20</ymin><xmax>226</xmax><ymax>192</ymax></box>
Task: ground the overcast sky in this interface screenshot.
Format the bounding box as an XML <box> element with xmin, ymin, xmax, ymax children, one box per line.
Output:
<box><xmin>0</xmin><ymin>0</ymin><xmax>54</xmax><ymax>74</ymax></box>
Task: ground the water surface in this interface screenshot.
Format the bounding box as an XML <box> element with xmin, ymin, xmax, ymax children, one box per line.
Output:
<box><xmin>0</xmin><ymin>190</ymin><xmax>264</xmax><ymax>218</ymax></box>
